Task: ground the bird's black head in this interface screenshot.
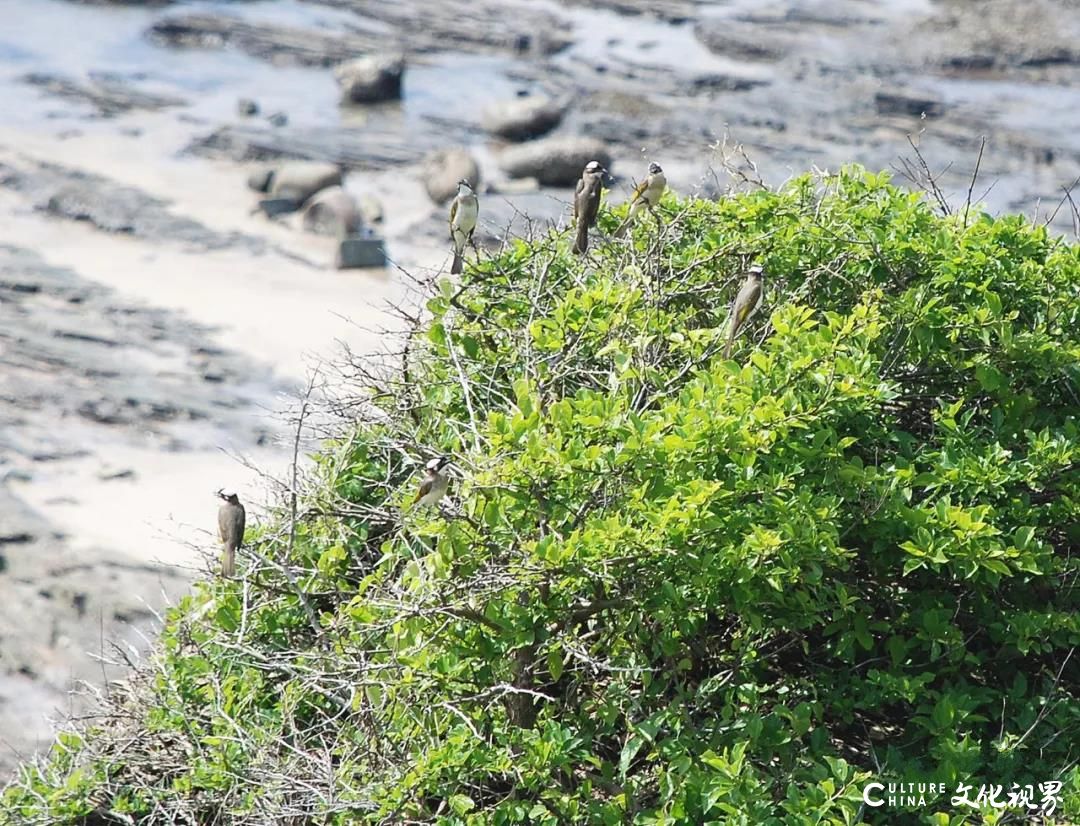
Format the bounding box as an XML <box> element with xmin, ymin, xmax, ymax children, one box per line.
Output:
<box><xmin>426</xmin><ymin>456</ymin><xmax>451</xmax><ymax>472</ymax></box>
<box><xmin>648</xmin><ymin>162</ymin><xmax>663</xmax><ymax>174</ymax></box>
<box><xmin>216</xmin><ymin>489</ymin><xmax>241</xmax><ymax>505</ymax></box>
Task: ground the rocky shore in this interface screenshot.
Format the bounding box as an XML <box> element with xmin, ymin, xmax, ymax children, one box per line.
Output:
<box><xmin>2</xmin><ymin>0</ymin><xmax>1079</xmax><ymax>781</ymax></box>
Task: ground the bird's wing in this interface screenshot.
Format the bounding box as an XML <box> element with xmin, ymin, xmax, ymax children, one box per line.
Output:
<box><xmin>573</xmin><ymin>177</ymin><xmax>586</xmax><ymax>218</ymax></box>
<box><xmin>448</xmin><ymin>197</ymin><xmax>458</xmax><ymax>229</ymax></box>
<box><xmin>628</xmin><ymin>177</ymin><xmax>648</xmax><ymax>204</ymax></box>
<box><xmin>734</xmin><ymin>280</ymin><xmax>762</xmax><ymax>325</ymax></box>
<box><xmin>584</xmin><ymin>177</ymin><xmax>602</xmax><ymax>224</ymax></box>
<box><xmin>413</xmin><ymin>476</ymin><xmax>434</xmax><ymax>503</ymax></box>
<box><xmin>218</xmin><ymin>509</ymin><xmax>232</xmax><ymax>546</ymax></box>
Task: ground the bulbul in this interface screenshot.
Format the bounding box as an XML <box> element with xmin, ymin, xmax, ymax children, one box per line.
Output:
<box><xmin>216</xmin><ymin>490</ymin><xmax>246</xmax><ymax>577</ymax></box>
<box><xmin>614</xmin><ymin>162</ymin><xmax>666</xmax><ymax>237</ymax></box>
<box><xmin>449</xmin><ymin>179</ymin><xmax>479</xmax><ymax>275</ymax></box>
<box><xmin>724</xmin><ymin>264</ymin><xmax>765</xmax><ymax>358</ymax></box>
<box><xmin>411</xmin><ymin>456</ymin><xmax>451</xmax><ymax>509</ymax></box>
<box><xmin>572</xmin><ymin>160</ymin><xmax>605</xmax><ymax>255</ymax></box>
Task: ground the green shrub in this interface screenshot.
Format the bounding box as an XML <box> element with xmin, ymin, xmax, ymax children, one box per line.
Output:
<box><xmin>4</xmin><ymin>167</ymin><xmax>1079</xmax><ymax>825</ymax></box>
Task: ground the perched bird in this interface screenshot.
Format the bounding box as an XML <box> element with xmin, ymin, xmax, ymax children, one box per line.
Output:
<box><xmin>723</xmin><ymin>264</ymin><xmax>765</xmax><ymax>358</ymax></box>
<box><xmin>614</xmin><ymin>162</ymin><xmax>666</xmax><ymax>237</ymax></box>
<box><xmin>572</xmin><ymin>160</ymin><xmax>605</xmax><ymax>255</ymax></box>
<box><xmin>449</xmin><ymin>179</ymin><xmax>479</xmax><ymax>275</ymax></box>
<box><xmin>411</xmin><ymin>456</ymin><xmax>451</xmax><ymax>509</ymax></box>
<box><xmin>216</xmin><ymin>490</ymin><xmax>246</xmax><ymax>577</ymax></box>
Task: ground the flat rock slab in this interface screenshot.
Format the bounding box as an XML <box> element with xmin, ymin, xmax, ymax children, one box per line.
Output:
<box><xmin>875</xmin><ymin>90</ymin><xmax>945</xmax><ymax>119</ymax></box>
<box><xmin>0</xmin><ymin>160</ymin><xmax>266</xmax><ymax>252</ymax></box>
<box><xmin>149</xmin><ymin>14</ymin><xmax>383</xmax><ymax>67</ymax></box>
<box><xmin>188</xmin><ymin>122</ymin><xmax>470</xmax><ymax>169</ymax></box>
<box><xmin>21</xmin><ymin>72</ymin><xmax>187</xmax><ymax>117</ymax></box>
<box><xmin>298</xmin><ymin>0</ymin><xmax>572</xmax><ymax>56</ymax></box>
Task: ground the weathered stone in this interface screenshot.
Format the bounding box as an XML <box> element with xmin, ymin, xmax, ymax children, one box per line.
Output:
<box><xmin>301</xmin><ymin>186</ymin><xmax>362</xmax><ymax>237</ymax></box>
<box><xmin>335</xmin><ymin>55</ymin><xmax>405</xmax><ymax>104</ymax></box>
<box><xmin>257</xmin><ymin>197</ymin><xmax>299</xmax><ymax>218</ymax></box>
<box><xmin>268</xmin><ymin>161</ymin><xmax>343</xmax><ymax>204</ymax></box>
<box><xmin>21</xmin><ymin>72</ymin><xmax>185</xmax><ymax>117</ymax></box>
<box><xmin>149</xmin><ymin>13</ymin><xmax>378</xmax><ymax>67</ymax></box>
<box><xmin>420</xmin><ymin>148</ymin><xmax>481</xmax><ymax>205</ymax></box>
<box><xmin>498</xmin><ymin>136</ymin><xmax>612</xmax><ymax>186</ymax></box>
<box><xmin>482</xmin><ymin>96</ymin><xmax>565</xmax><ymax>141</ymax></box>
<box><xmin>336</xmin><ymin>232</ymin><xmax>387</xmax><ymax>269</ymax></box>
<box><xmin>236</xmin><ymin>97</ymin><xmax>259</xmax><ymax>117</ymax></box>
<box><xmin>246</xmin><ymin>165</ymin><xmax>276</xmax><ymax>193</ymax></box>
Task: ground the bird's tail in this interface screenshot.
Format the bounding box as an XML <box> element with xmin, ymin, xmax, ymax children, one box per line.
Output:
<box><xmin>725</xmin><ymin>302</ymin><xmax>751</xmax><ymax>354</ymax></box>
<box><xmin>573</xmin><ymin>221</ymin><xmax>589</xmax><ymax>255</ymax></box>
<box><xmin>221</xmin><ymin>547</ymin><xmax>235</xmax><ymax>577</ymax></box>
<box><xmin>451</xmin><ymin>251</ymin><xmax>464</xmax><ymax>274</ymax></box>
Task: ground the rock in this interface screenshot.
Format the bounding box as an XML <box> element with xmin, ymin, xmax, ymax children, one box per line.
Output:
<box><xmin>246</xmin><ymin>165</ymin><xmax>276</xmax><ymax>193</ymax></box>
<box><xmin>420</xmin><ymin>148</ymin><xmax>481</xmax><ymax>205</ymax></box>
<box><xmin>149</xmin><ymin>14</ymin><xmax>380</xmax><ymax>67</ymax></box>
<box><xmin>1</xmin><ymin>159</ymin><xmax>265</xmax><ymax>251</ymax></box>
<box><xmin>874</xmin><ymin>89</ymin><xmax>945</xmax><ymax>118</ymax></box>
<box><xmin>189</xmin><ymin>123</ymin><xmax>449</xmax><ymax>169</ymax></box>
<box><xmin>268</xmin><ymin>161</ymin><xmax>343</xmax><ymax>204</ymax></box>
<box><xmin>482</xmin><ymin>96</ymin><xmax>565</xmax><ymax>141</ymax></box>
<box><xmin>336</xmin><ymin>232</ymin><xmax>387</xmax><ymax>269</ymax></box>
<box><xmin>257</xmin><ymin>197</ymin><xmax>299</xmax><ymax>218</ymax></box>
<box><xmin>335</xmin><ymin>55</ymin><xmax>405</xmax><ymax>104</ymax></box>
<box><xmin>236</xmin><ymin>97</ymin><xmax>259</xmax><ymax>117</ymax></box>
<box><xmin>498</xmin><ymin>136</ymin><xmax>612</xmax><ymax>186</ymax></box>
<box><xmin>301</xmin><ymin>186</ymin><xmax>363</xmax><ymax>237</ymax></box>
<box><xmin>267</xmin><ymin>111</ymin><xmax>288</xmax><ymax>127</ymax></box>
<box><xmin>694</xmin><ymin>20</ymin><xmax>786</xmax><ymax>62</ymax></box>
<box><xmin>358</xmin><ymin>195</ymin><xmax>384</xmax><ymax>224</ymax></box>
<box><xmin>690</xmin><ymin>73</ymin><xmax>768</xmax><ymax>93</ymax></box>
<box><xmin>21</xmin><ymin>72</ymin><xmax>185</xmax><ymax>118</ymax></box>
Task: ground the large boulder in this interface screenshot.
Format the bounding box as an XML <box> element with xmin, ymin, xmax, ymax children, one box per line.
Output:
<box><xmin>420</xmin><ymin>148</ymin><xmax>480</xmax><ymax>205</ymax></box>
<box><xmin>335</xmin><ymin>55</ymin><xmax>404</xmax><ymax>104</ymax></box>
<box><xmin>268</xmin><ymin>161</ymin><xmax>343</xmax><ymax>204</ymax></box>
<box><xmin>481</xmin><ymin>96</ymin><xmax>565</xmax><ymax>141</ymax></box>
<box><xmin>301</xmin><ymin>186</ymin><xmax>362</xmax><ymax>237</ymax></box>
<box><xmin>498</xmin><ymin>136</ymin><xmax>611</xmax><ymax>187</ymax></box>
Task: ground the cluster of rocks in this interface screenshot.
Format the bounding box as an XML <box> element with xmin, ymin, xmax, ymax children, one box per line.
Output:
<box><xmin>247</xmin><ymin>161</ymin><xmax>386</xmax><ymax>268</ymax></box>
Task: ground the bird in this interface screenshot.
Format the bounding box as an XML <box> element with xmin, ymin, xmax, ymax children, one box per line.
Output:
<box><xmin>723</xmin><ymin>264</ymin><xmax>765</xmax><ymax>358</ymax></box>
<box><xmin>572</xmin><ymin>160</ymin><xmax>605</xmax><ymax>255</ymax></box>
<box><xmin>411</xmin><ymin>456</ymin><xmax>451</xmax><ymax>509</ymax></box>
<box><xmin>449</xmin><ymin>179</ymin><xmax>479</xmax><ymax>275</ymax></box>
<box><xmin>614</xmin><ymin>162</ymin><xmax>666</xmax><ymax>237</ymax></box>
<box><xmin>216</xmin><ymin>490</ymin><xmax>246</xmax><ymax>577</ymax></box>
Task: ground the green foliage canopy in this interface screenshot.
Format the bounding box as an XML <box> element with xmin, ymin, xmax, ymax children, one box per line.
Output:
<box><xmin>4</xmin><ymin>167</ymin><xmax>1079</xmax><ymax>825</ymax></box>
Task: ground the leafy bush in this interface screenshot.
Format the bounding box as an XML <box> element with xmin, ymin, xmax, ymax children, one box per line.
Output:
<box><xmin>3</xmin><ymin>167</ymin><xmax>1079</xmax><ymax>825</ymax></box>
